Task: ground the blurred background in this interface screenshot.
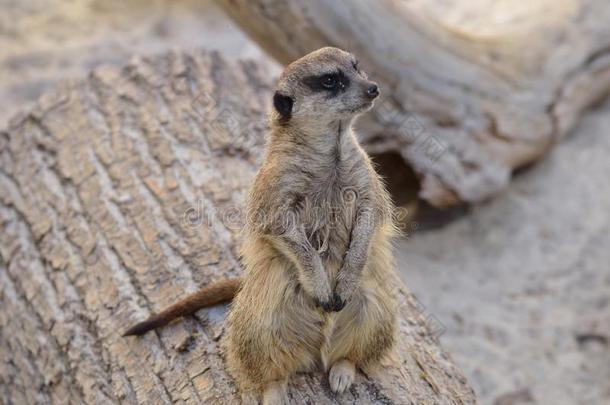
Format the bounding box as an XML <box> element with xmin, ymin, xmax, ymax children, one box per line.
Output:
<box><xmin>1</xmin><ymin>1</ymin><xmax>609</xmax><ymax>404</ymax></box>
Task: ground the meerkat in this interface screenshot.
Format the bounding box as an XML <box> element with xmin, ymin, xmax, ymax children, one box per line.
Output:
<box><xmin>124</xmin><ymin>47</ymin><xmax>398</xmax><ymax>404</ymax></box>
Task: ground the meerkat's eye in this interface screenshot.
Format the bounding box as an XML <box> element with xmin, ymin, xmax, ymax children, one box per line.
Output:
<box><xmin>352</xmin><ymin>60</ymin><xmax>359</xmax><ymax>71</ymax></box>
<box><xmin>302</xmin><ymin>71</ymin><xmax>348</xmax><ymax>93</ymax></box>
<box><xmin>320</xmin><ymin>74</ymin><xmax>338</xmax><ymax>89</ymax></box>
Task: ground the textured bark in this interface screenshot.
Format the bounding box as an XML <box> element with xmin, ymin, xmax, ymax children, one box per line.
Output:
<box><xmin>0</xmin><ymin>51</ymin><xmax>474</xmax><ymax>404</ymax></box>
<box><xmin>217</xmin><ymin>0</ymin><xmax>610</xmax><ymax>207</ymax></box>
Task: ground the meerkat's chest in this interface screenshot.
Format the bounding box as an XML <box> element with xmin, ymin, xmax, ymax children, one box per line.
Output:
<box><xmin>300</xmin><ymin>177</ymin><xmax>362</xmax><ymax>265</ymax></box>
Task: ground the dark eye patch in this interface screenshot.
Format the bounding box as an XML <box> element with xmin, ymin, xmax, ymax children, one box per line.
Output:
<box><xmin>352</xmin><ymin>60</ymin><xmax>359</xmax><ymax>71</ymax></box>
<box><xmin>302</xmin><ymin>70</ymin><xmax>350</xmax><ymax>97</ymax></box>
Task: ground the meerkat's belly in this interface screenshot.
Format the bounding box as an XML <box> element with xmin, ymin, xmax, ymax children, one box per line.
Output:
<box><xmin>306</xmin><ymin>222</ymin><xmax>350</xmax><ymax>278</ymax></box>
<box><xmin>303</xmin><ymin>191</ymin><xmax>357</xmax><ymax>270</ymax></box>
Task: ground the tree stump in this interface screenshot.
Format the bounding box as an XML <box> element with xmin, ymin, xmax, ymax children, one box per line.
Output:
<box><xmin>217</xmin><ymin>0</ymin><xmax>610</xmax><ymax>207</ymax></box>
<box><xmin>0</xmin><ymin>51</ymin><xmax>474</xmax><ymax>404</ymax></box>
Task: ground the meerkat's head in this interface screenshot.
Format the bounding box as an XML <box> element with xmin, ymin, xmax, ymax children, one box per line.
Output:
<box><xmin>272</xmin><ymin>47</ymin><xmax>379</xmax><ymax>128</ymax></box>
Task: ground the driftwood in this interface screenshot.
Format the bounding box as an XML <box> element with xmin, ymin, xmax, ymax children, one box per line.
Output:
<box><xmin>217</xmin><ymin>0</ymin><xmax>610</xmax><ymax>207</ymax></box>
<box><xmin>0</xmin><ymin>51</ymin><xmax>474</xmax><ymax>404</ymax></box>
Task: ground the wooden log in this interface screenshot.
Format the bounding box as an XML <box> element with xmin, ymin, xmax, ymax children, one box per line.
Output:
<box><xmin>216</xmin><ymin>0</ymin><xmax>610</xmax><ymax>207</ymax></box>
<box><xmin>0</xmin><ymin>51</ymin><xmax>474</xmax><ymax>404</ymax></box>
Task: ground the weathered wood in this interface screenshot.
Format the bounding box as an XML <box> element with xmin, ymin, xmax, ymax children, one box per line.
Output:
<box><xmin>217</xmin><ymin>0</ymin><xmax>610</xmax><ymax>207</ymax></box>
<box><xmin>0</xmin><ymin>51</ymin><xmax>474</xmax><ymax>404</ymax></box>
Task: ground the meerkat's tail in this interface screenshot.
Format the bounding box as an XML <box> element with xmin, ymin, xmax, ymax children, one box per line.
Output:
<box><xmin>123</xmin><ymin>278</ymin><xmax>240</xmax><ymax>336</ymax></box>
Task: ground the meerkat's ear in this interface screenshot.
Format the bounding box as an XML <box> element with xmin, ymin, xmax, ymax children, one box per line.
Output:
<box><xmin>273</xmin><ymin>91</ymin><xmax>293</xmax><ymax>121</ymax></box>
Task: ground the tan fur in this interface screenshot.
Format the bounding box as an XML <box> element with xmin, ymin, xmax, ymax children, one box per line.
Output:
<box><xmin>227</xmin><ymin>47</ymin><xmax>398</xmax><ymax>402</ymax></box>
<box><xmin>124</xmin><ymin>47</ymin><xmax>398</xmax><ymax>403</ymax></box>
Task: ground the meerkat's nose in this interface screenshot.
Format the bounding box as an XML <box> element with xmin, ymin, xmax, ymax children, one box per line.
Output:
<box><xmin>366</xmin><ymin>84</ymin><xmax>379</xmax><ymax>99</ymax></box>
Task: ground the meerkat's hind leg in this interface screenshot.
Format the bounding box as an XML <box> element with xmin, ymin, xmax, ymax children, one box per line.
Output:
<box><xmin>262</xmin><ymin>379</ymin><xmax>289</xmax><ymax>405</ymax></box>
<box><xmin>329</xmin><ymin>359</ymin><xmax>356</xmax><ymax>394</ymax></box>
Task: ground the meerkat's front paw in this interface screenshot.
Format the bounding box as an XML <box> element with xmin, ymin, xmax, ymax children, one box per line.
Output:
<box><xmin>306</xmin><ymin>276</ymin><xmax>336</xmax><ymax>312</ymax></box>
<box><xmin>333</xmin><ymin>276</ymin><xmax>357</xmax><ymax>310</ymax></box>
<box><xmin>329</xmin><ymin>359</ymin><xmax>355</xmax><ymax>394</ymax></box>
<box><xmin>314</xmin><ymin>295</ymin><xmax>336</xmax><ymax>312</ymax></box>
<box><xmin>331</xmin><ymin>292</ymin><xmax>345</xmax><ymax>311</ymax></box>
<box><xmin>314</xmin><ymin>291</ymin><xmax>345</xmax><ymax>312</ymax></box>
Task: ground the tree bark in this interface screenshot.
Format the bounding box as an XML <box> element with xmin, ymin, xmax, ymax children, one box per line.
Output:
<box><xmin>0</xmin><ymin>51</ymin><xmax>474</xmax><ymax>404</ymax></box>
<box><xmin>216</xmin><ymin>0</ymin><xmax>610</xmax><ymax>207</ymax></box>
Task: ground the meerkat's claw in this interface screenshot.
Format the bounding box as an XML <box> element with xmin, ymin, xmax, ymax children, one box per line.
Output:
<box><xmin>322</xmin><ymin>301</ymin><xmax>333</xmax><ymax>312</ymax></box>
<box><xmin>315</xmin><ymin>297</ymin><xmax>334</xmax><ymax>312</ymax></box>
<box><xmin>263</xmin><ymin>380</ymin><xmax>289</xmax><ymax>405</ymax></box>
<box><xmin>329</xmin><ymin>359</ymin><xmax>355</xmax><ymax>394</ymax></box>
<box><xmin>316</xmin><ymin>293</ymin><xmax>345</xmax><ymax>312</ymax></box>
<box><xmin>331</xmin><ymin>292</ymin><xmax>345</xmax><ymax>312</ymax></box>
